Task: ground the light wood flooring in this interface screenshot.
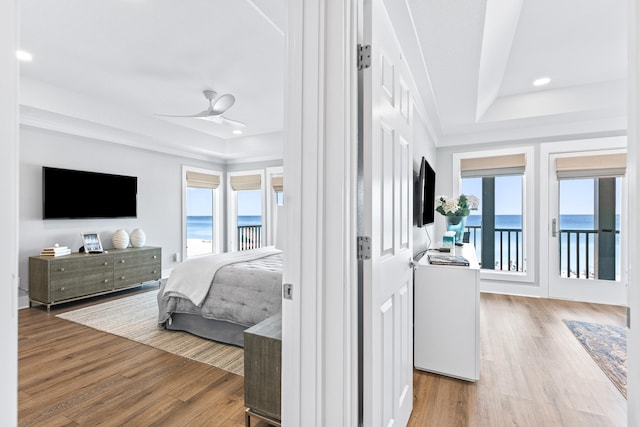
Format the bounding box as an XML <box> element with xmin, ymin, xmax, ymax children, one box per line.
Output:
<box><xmin>19</xmin><ymin>289</ymin><xmax>627</xmax><ymax>426</ymax></box>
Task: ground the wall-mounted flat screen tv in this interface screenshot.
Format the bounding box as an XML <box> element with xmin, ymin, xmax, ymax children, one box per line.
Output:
<box><xmin>416</xmin><ymin>156</ymin><xmax>436</xmax><ymax>227</ymax></box>
<box><xmin>42</xmin><ymin>166</ymin><xmax>138</xmax><ymax>219</ymax></box>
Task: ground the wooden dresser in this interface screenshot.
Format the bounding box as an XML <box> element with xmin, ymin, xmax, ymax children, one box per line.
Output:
<box><xmin>243</xmin><ymin>312</ymin><xmax>281</xmax><ymax>427</ymax></box>
<box><xmin>29</xmin><ymin>246</ymin><xmax>161</xmax><ymax>310</ymax></box>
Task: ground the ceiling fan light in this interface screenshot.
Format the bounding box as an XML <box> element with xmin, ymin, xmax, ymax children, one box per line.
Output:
<box><xmin>16</xmin><ymin>50</ymin><xmax>33</xmax><ymax>61</ymax></box>
<box><xmin>533</xmin><ymin>77</ymin><xmax>551</xmax><ymax>87</ymax></box>
<box><xmin>233</xmin><ymin>130</ymin><xmax>243</xmax><ymax>135</ymax></box>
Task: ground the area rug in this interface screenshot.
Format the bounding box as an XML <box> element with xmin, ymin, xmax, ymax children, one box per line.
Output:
<box><xmin>56</xmin><ymin>291</ymin><xmax>244</xmax><ymax>376</ymax></box>
<box><xmin>563</xmin><ymin>319</ymin><xmax>627</xmax><ymax>398</ymax></box>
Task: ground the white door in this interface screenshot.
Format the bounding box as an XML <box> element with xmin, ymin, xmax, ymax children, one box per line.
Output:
<box><xmin>362</xmin><ymin>0</ymin><xmax>414</xmax><ymax>424</ymax></box>
<box><xmin>548</xmin><ymin>151</ymin><xmax>627</xmax><ymax>305</ymax></box>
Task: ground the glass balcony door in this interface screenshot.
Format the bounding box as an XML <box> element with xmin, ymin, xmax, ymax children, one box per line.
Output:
<box><xmin>548</xmin><ymin>153</ymin><xmax>627</xmax><ymax>305</ymax></box>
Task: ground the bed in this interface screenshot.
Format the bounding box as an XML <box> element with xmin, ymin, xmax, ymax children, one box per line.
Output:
<box><xmin>157</xmin><ymin>247</ymin><xmax>282</xmax><ymax>347</ymax></box>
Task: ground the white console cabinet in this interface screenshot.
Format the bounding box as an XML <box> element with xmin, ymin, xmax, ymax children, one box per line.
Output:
<box><xmin>414</xmin><ymin>244</ymin><xmax>480</xmax><ymax>381</ymax></box>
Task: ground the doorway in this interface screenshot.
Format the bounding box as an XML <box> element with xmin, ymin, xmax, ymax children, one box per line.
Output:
<box><xmin>548</xmin><ymin>150</ymin><xmax>627</xmax><ymax>305</ymax></box>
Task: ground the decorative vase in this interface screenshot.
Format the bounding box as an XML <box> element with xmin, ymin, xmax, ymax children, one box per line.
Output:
<box><xmin>112</xmin><ymin>229</ymin><xmax>130</xmax><ymax>249</ymax></box>
<box><xmin>130</xmin><ymin>228</ymin><xmax>146</xmax><ymax>248</ymax></box>
<box><xmin>445</xmin><ymin>215</ymin><xmax>467</xmax><ymax>243</ymax></box>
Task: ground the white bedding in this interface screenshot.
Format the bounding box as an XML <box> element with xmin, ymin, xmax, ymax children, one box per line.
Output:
<box><xmin>162</xmin><ymin>246</ymin><xmax>282</xmax><ymax>306</ymax></box>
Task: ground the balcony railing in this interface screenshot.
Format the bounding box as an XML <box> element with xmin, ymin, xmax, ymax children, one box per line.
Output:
<box><xmin>558</xmin><ymin>228</ymin><xmax>619</xmax><ymax>279</ymax></box>
<box><xmin>237</xmin><ymin>225</ymin><xmax>262</xmax><ymax>251</ymax></box>
<box><xmin>466</xmin><ymin>225</ymin><xmax>619</xmax><ymax>278</ymax></box>
<box><xmin>465</xmin><ymin>225</ymin><xmax>523</xmax><ymax>272</ymax></box>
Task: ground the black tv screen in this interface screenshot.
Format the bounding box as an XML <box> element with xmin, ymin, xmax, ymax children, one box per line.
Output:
<box><xmin>416</xmin><ymin>157</ymin><xmax>435</xmax><ymax>227</ymax></box>
<box><xmin>43</xmin><ymin>167</ymin><xmax>137</xmax><ymax>219</ymax></box>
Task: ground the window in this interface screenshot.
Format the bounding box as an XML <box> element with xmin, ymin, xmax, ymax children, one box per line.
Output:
<box><xmin>453</xmin><ymin>148</ymin><xmax>534</xmax><ymax>282</ymax></box>
<box><xmin>229</xmin><ymin>171</ymin><xmax>265</xmax><ymax>251</ymax></box>
<box><xmin>183</xmin><ymin>167</ymin><xmax>221</xmax><ymax>258</ymax></box>
<box><xmin>461</xmin><ymin>175</ymin><xmax>523</xmax><ymax>271</ymax></box>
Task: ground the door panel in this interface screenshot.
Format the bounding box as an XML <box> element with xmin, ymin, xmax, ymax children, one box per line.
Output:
<box><xmin>548</xmin><ymin>153</ymin><xmax>627</xmax><ymax>305</ymax></box>
<box><xmin>362</xmin><ymin>0</ymin><xmax>413</xmax><ymax>425</ymax></box>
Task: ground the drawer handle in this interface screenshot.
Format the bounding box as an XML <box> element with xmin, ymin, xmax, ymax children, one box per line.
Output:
<box><xmin>121</xmin><ymin>276</ymin><xmax>126</xmax><ymax>280</ymax></box>
<box><xmin>120</xmin><ymin>260</ymin><xmax>126</xmax><ymax>264</ymax></box>
<box><xmin>104</xmin><ymin>262</ymin><xmax>108</xmax><ymax>266</ymax></box>
<box><xmin>60</xmin><ymin>267</ymin><xmax>65</xmax><ymax>272</ymax></box>
<box><xmin>104</xmin><ymin>279</ymin><xmax>109</xmax><ymax>283</ymax></box>
<box><xmin>60</xmin><ymin>287</ymin><xmax>65</xmax><ymax>291</ymax></box>
<box><xmin>153</xmin><ymin>255</ymin><xmax>157</xmax><ymax>259</ymax></box>
<box><xmin>152</xmin><ymin>270</ymin><xmax>157</xmax><ymax>274</ymax></box>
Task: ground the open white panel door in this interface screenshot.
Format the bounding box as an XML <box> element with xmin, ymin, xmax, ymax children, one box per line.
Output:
<box><xmin>361</xmin><ymin>0</ymin><xmax>414</xmax><ymax>425</ymax></box>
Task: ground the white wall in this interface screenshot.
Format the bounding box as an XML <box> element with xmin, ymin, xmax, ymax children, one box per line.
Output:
<box><xmin>18</xmin><ymin>126</ymin><xmax>224</xmax><ymax>307</ymax></box>
<box><xmin>412</xmin><ymin>111</ymin><xmax>437</xmax><ymax>258</ymax></box>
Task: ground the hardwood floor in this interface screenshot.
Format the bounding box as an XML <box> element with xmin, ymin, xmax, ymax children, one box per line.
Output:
<box><xmin>408</xmin><ymin>293</ymin><xmax>628</xmax><ymax>427</ymax></box>
<box><xmin>19</xmin><ymin>289</ymin><xmax>627</xmax><ymax>426</ymax></box>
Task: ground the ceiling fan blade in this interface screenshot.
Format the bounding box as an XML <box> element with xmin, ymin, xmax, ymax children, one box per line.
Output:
<box><xmin>211</xmin><ymin>94</ymin><xmax>235</xmax><ymax>115</ymax></box>
<box><xmin>197</xmin><ymin>115</ymin><xmax>246</xmax><ymax>128</ymax></box>
<box><xmin>156</xmin><ymin>110</ymin><xmax>210</xmax><ymax>118</ymax></box>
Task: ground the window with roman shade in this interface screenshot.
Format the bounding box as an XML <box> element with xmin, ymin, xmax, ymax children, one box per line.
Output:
<box><xmin>555</xmin><ymin>153</ymin><xmax>626</xmax><ymax>179</ymax></box>
<box><xmin>186</xmin><ymin>171</ymin><xmax>220</xmax><ymax>189</ymax></box>
<box><xmin>184</xmin><ymin>168</ymin><xmax>221</xmax><ymax>258</ymax></box>
<box><xmin>459</xmin><ymin>151</ymin><xmax>529</xmax><ymax>275</ymax></box>
<box><xmin>461</xmin><ymin>153</ymin><xmax>526</xmax><ymax>178</ymax></box>
<box><xmin>230</xmin><ymin>174</ymin><xmax>262</xmax><ymax>191</ymax></box>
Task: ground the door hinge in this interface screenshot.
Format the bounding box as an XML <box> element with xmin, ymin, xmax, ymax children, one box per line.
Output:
<box><xmin>283</xmin><ymin>283</ymin><xmax>293</xmax><ymax>300</ymax></box>
<box><xmin>357</xmin><ymin>44</ymin><xmax>371</xmax><ymax>70</ymax></box>
<box><xmin>357</xmin><ymin>236</ymin><xmax>372</xmax><ymax>260</ymax></box>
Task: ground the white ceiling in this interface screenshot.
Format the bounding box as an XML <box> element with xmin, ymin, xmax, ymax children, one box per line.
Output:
<box><xmin>19</xmin><ymin>0</ymin><xmax>627</xmax><ymax>161</ymax></box>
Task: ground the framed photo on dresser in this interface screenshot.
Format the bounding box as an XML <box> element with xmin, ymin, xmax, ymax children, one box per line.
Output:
<box><xmin>81</xmin><ymin>232</ymin><xmax>103</xmax><ymax>253</ymax></box>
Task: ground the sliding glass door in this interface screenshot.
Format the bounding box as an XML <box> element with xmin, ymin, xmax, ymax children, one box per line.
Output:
<box><xmin>548</xmin><ymin>152</ymin><xmax>627</xmax><ymax>305</ymax></box>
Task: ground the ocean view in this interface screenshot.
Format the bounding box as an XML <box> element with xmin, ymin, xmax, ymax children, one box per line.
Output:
<box><xmin>187</xmin><ymin>215</ymin><xmax>261</xmax><ymax>240</ymax></box>
<box><xmin>466</xmin><ymin>214</ymin><xmax>620</xmax><ymax>276</ymax></box>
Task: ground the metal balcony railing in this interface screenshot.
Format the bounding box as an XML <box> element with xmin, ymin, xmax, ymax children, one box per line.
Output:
<box><xmin>557</xmin><ymin>229</ymin><xmax>619</xmax><ymax>279</ymax></box>
<box><xmin>466</xmin><ymin>225</ymin><xmax>619</xmax><ymax>278</ymax></box>
<box><xmin>237</xmin><ymin>225</ymin><xmax>262</xmax><ymax>251</ymax></box>
<box><xmin>465</xmin><ymin>225</ymin><xmax>523</xmax><ymax>272</ymax></box>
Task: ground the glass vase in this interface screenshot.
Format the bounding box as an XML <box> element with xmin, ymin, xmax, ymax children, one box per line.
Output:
<box><xmin>445</xmin><ymin>215</ymin><xmax>467</xmax><ymax>243</ymax></box>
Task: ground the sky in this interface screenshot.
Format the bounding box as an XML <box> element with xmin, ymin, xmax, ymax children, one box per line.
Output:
<box><xmin>461</xmin><ymin>176</ymin><xmax>619</xmax><ymax>216</ymax></box>
<box><xmin>187</xmin><ymin>188</ymin><xmax>262</xmax><ymax>216</ymax></box>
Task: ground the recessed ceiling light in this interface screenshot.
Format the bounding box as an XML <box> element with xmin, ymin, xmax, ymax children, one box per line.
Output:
<box><xmin>533</xmin><ymin>77</ymin><xmax>551</xmax><ymax>87</ymax></box>
<box><xmin>16</xmin><ymin>50</ymin><xmax>33</xmax><ymax>61</ymax></box>
<box><xmin>232</xmin><ymin>130</ymin><xmax>243</xmax><ymax>135</ymax></box>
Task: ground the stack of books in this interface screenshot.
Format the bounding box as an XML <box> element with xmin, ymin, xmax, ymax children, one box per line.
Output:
<box><xmin>40</xmin><ymin>245</ymin><xmax>71</xmax><ymax>257</ymax></box>
<box><xmin>427</xmin><ymin>254</ymin><xmax>470</xmax><ymax>266</ymax></box>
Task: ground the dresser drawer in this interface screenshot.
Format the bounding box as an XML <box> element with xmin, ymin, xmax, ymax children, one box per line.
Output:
<box><xmin>113</xmin><ymin>265</ymin><xmax>161</xmax><ymax>289</ymax></box>
<box><xmin>49</xmin><ymin>255</ymin><xmax>113</xmax><ymax>280</ymax></box>
<box><xmin>50</xmin><ymin>272</ymin><xmax>113</xmax><ymax>301</ymax></box>
<box><xmin>113</xmin><ymin>248</ymin><xmax>161</xmax><ymax>270</ymax></box>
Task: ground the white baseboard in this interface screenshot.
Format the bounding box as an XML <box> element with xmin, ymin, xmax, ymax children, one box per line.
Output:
<box><xmin>480</xmin><ymin>279</ymin><xmax>543</xmax><ymax>298</ymax></box>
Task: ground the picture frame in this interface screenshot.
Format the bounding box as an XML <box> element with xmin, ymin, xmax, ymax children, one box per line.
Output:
<box><xmin>81</xmin><ymin>232</ymin><xmax>103</xmax><ymax>253</ymax></box>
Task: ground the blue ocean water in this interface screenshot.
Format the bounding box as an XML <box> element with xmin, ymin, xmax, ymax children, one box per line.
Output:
<box><xmin>186</xmin><ymin>215</ymin><xmax>261</xmax><ymax>240</ymax></box>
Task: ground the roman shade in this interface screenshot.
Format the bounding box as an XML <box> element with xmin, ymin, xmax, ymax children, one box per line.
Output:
<box><xmin>186</xmin><ymin>171</ymin><xmax>220</xmax><ymax>189</ymax></box>
<box><xmin>271</xmin><ymin>176</ymin><xmax>284</xmax><ymax>192</ymax></box>
<box><xmin>556</xmin><ymin>153</ymin><xmax>627</xmax><ymax>179</ymax></box>
<box><xmin>230</xmin><ymin>174</ymin><xmax>262</xmax><ymax>191</ymax></box>
<box><xmin>460</xmin><ymin>154</ymin><xmax>526</xmax><ymax>177</ymax></box>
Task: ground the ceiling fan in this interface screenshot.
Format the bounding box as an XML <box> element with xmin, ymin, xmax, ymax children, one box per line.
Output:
<box><xmin>158</xmin><ymin>89</ymin><xmax>245</xmax><ymax>128</ymax></box>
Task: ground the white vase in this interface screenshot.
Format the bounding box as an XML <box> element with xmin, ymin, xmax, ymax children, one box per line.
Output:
<box><xmin>130</xmin><ymin>228</ymin><xmax>146</xmax><ymax>247</ymax></box>
<box><xmin>112</xmin><ymin>229</ymin><xmax>130</xmax><ymax>249</ymax></box>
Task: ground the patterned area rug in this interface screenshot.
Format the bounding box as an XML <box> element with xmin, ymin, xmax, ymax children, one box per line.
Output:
<box><xmin>563</xmin><ymin>319</ymin><xmax>627</xmax><ymax>398</ymax></box>
<box><xmin>56</xmin><ymin>290</ymin><xmax>244</xmax><ymax>376</ymax></box>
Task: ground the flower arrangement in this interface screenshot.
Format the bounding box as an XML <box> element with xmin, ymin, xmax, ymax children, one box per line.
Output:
<box><xmin>435</xmin><ymin>194</ymin><xmax>479</xmax><ymax>217</ymax></box>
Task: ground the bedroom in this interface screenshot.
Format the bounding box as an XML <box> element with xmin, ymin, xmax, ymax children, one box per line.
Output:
<box><xmin>1</xmin><ymin>0</ymin><xmax>640</xmax><ymax>426</ymax></box>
